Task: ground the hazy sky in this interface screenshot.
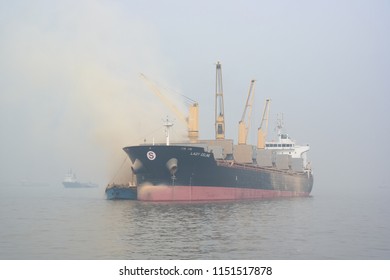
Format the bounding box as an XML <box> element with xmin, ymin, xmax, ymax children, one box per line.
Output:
<box><xmin>0</xmin><ymin>0</ymin><xmax>389</xmax><ymax>193</ymax></box>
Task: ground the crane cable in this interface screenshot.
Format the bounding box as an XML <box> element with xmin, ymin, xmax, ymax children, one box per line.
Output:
<box><xmin>109</xmin><ymin>156</ymin><xmax>128</xmax><ymax>184</ymax></box>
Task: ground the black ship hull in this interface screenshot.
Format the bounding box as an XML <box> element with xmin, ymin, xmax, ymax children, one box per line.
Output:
<box><xmin>123</xmin><ymin>145</ymin><xmax>313</xmax><ymax>201</ymax></box>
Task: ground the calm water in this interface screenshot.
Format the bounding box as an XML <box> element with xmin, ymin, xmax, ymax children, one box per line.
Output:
<box><xmin>0</xmin><ymin>183</ymin><xmax>389</xmax><ymax>260</ymax></box>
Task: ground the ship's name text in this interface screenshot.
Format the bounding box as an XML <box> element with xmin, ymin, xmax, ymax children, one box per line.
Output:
<box><xmin>190</xmin><ymin>152</ymin><xmax>210</xmax><ymax>158</ymax></box>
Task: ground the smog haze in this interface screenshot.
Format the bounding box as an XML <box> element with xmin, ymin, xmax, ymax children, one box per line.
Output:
<box><xmin>0</xmin><ymin>0</ymin><xmax>389</xmax><ymax>195</ymax></box>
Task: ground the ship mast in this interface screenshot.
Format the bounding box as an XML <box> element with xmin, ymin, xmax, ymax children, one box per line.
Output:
<box><xmin>215</xmin><ymin>61</ymin><xmax>225</xmax><ymax>140</ymax></box>
<box><xmin>276</xmin><ymin>113</ymin><xmax>284</xmax><ymax>140</ymax></box>
<box><xmin>163</xmin><ymin>117</ymin><xmax>174</xmax><ymax>146</ymax></box>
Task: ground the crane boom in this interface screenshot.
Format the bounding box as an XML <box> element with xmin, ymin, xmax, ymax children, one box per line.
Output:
<box><xmin>215</xmin><ymin>62</ymin><xmax>225</xmax><ymax>140</ymax></box>
<box><xmin>257</xmin><ymin>98</ymin><xmax>271</xmax><ymax>149</ymax></box>
<box><xmin>238</xmin><ymin>80</ymin><xmax>256</xmax><ymax>145</ymax></box>
<box><xmin>140</xmin><ymin>73</ymin><xmax>199</xmax><ymax>143</ymax></box>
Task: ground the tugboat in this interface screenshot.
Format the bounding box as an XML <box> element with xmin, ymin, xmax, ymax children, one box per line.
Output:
<box><xmin>105</xmin><ymin>166</ymin><xmax>137</xmax><ymax>200</ymax></box>
<box><xmin>105</xmin><ymin>183</ymin><xmax>137</xmax><ymax>200</ymax></box>
<box><xmin>62</xmin><ymin>170</ymin><xmax>98</xmax><ymax>188</ymax></box>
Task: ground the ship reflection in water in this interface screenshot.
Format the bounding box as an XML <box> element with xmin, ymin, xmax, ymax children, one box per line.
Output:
<box><xmin>2</xmin><ymin>184</ymin><xmax>388</xmax><ymax>259</ymax></box>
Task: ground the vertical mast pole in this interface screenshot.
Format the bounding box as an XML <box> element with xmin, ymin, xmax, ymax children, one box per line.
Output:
<box><xmin>215</xmin><ymin>61</ymin><xmax>225</xmax><ymax>139</ymax></box>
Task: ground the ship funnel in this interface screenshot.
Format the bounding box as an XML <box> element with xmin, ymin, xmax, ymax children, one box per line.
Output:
<box><xmin>131</xmin><ymin>159</ymin><xmax>144</xmax><ymax>174</ymax></box>
<box><xmin>166</xmin><ymin>158</ymin><xmax>178</xmax><ymax>175</ymax></box>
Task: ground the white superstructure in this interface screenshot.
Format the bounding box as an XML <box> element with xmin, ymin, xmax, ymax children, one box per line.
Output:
<box><xmin>63</xmin><ymin>169</ymin><xmax>77</xmax><ymax>183</ymax></box>
<box><xmin>264</xmin><ymin>118</ymin><xmax>311</xmax><ymax>172</ymax></box>
<box><xmin>62</xmin><ymin>169</ymin><xmax>97</xmax><ymax>188</ymax></box>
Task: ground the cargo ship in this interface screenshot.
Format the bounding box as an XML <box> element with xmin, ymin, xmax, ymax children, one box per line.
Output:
<box><xmin>124</xmin><ymin>63</ymin><xmax>313</xmax><ymax>201</ymax></box>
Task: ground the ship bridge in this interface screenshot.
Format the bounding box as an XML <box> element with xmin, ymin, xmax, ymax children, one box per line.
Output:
<box><xmin>265</xmin><ymin>133</ymin><xmax>295</xmax><ymax>149</ymax></box>
<box><xmin>264</xmin><ymin>131</ymin><xmax>310</xmax><ymax>170</ymax></box>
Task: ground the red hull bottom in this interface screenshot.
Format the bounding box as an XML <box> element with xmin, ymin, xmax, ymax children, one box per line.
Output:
<box><xmin>137</xmin><ymin>185</ymin><xmax>310</xmax><ymax>201</ymax></box>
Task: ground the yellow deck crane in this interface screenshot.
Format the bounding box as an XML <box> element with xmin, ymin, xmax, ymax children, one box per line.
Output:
<box><xmin>257</xmin><ymin>98</ymin><xmax>271</xmax><ymax>149</ymax></box>
<box><xmin>215</xmin><ymin>62</ymin><xmax>225</xmax><ymax>139</ymax></box>
<box><xmin>238</xmin><ymin>80</ymin><xmax>256</xmax><ymax>145</ymax></box>
<box><xmin>139</xmin><ymin>73</ymin><xmax>199</xmax><ymax>143</ymax></box>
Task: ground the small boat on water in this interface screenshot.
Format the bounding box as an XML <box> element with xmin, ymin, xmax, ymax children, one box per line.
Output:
<box><xmin>105</xmin><ymin>183</ymin><xmax>137</xmax><ymax>200</ymax></box>
<box><xmin>62</xmin><ymin>170</ymin><xmax>98</xmax><ymax>188</ymax></box>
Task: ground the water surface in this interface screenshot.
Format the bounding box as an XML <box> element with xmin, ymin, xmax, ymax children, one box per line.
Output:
<box><xmin>0</xmin><ymin>184</ymin><xmax>389</xmax><ymax>259</ymax></box>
